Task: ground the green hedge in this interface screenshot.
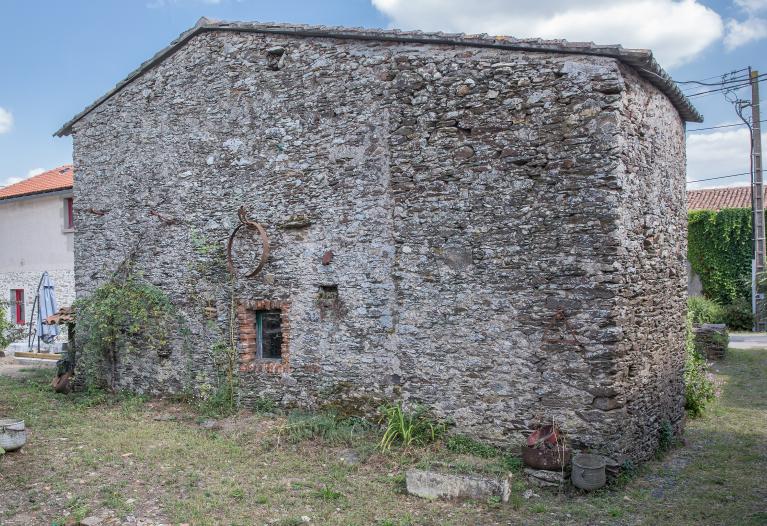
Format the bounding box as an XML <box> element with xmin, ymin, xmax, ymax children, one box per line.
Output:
<box><xmin>688</xmin><ymin>208</ymin><xmax>752</xmax><ymax>305</ymax></box>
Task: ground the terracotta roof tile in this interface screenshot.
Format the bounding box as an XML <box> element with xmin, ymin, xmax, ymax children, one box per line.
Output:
<box><xmin>0</xmin><ymin>165</ymin><xmax>74</xmax><ymax>200</ymax></box>
<box><xmin>687</xmin><ymin>186</ymin><xmax>761</xmax><ymax>211</ymax></box>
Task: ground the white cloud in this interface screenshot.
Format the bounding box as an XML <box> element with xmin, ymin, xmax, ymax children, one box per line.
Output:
<box><xmin>725</xmin><ymin>16</ymin><xmax>767</xmax><ymax>48</ymax></box>
<box><xmin>735</xmin><ymin>0</ymin><xmax>767</xmax><ymax>11</ymax></box>
<box><xmin>0</xmin><ymin>168</ymin><xmax>45</xmax><ymax>189</ymax></box>
<box><xmin>0</xmin><ymin>107</ymin><xmax>13</xmax><ymax>134</ymax></box>
<box><xmin>686</xmin><ymin>126</ymin><xmax>767</xmax><ymax>189</ymax></box>
<box><xmin>725</xmin><ymin>0</ymin><xmax>767</xmax><ymax>49</ymax></box>
<box><xmin>371</xmin><ymin>0</ymin><xmax>724</xmax><ymax>68</ymax></box>
<box><xmin>0</xmin><ymin>177</ymin><xmax>22</xmax><ymax>188</ymax></box>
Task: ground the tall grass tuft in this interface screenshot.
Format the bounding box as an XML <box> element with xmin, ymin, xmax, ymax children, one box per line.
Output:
<box><xmin>378</xmin><ymin>402</ymin><xmax>447</xmax><ymax>451</ymax></box>
<box><xmin>278</xmin><ymin>411</ymin><xmax>371</xmax><ymax>445</ymax></box>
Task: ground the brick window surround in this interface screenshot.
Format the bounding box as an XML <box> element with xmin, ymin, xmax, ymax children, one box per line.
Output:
<box><xmin>237</xmin><ymin>299</ymin><xmax>290</xmax><ymax>373</ymax></box>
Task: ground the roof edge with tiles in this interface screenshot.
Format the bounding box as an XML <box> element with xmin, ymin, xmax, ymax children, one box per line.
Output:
<box><xmin>687</xmin><ymin>185</ymin><xmax>758</xmax><ymax>211</ymax></box>
<box><xmin>54</xmin><ymin>18</ymin><xmax>703</xmax><ymax>138</ymax></box>
<box><xmin>0</xmin><ymin>165</ymin><xmax>74</xmax><ymax>201</ymax></box>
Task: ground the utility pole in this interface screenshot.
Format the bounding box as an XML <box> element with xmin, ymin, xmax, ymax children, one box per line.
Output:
<box><xmin>751</xmin><ymin>70</ymin><xmax>766</xmax><ymax>331</ymax></box>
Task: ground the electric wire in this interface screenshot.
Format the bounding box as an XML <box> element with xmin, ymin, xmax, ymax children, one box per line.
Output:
<box><xmin>687</xmin><ymin>119</ymin><xmax>767</xmax><ymax>132</ymax></box>
<box><xmin>687</xmin><ymin>172</ymin><xmax>752</xmax><ymax>184</ymax></box>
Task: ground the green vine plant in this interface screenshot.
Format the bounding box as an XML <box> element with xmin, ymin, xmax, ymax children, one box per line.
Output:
<box><xmin>186</xmin><ymin>225</ymin><xmax>241</xmax><ymax>417</ymax></box>
<box><xmin>197</xmin><ymin>285</ymin><xmax>239</xmax><ymax>417</ymax></box>
<box><xmin>74</xmin><ymin>274</ymin><xmax>178</xmax><ymax>392</ymax></box>
<box><xmin>688</xmin><ymin>208</ymin><xmax>752</xmax><ymax>305</ymax></box>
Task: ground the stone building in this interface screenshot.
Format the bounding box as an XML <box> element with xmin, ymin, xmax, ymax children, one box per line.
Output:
<box><xmin>56</xmin><ymin>19</ymin><xmax>700</xmax><ymax>461</ymax></box>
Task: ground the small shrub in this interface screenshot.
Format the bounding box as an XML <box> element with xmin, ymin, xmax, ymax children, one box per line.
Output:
<box><xmin>486</xmin><ymin>495</ymin><xmax>502</xmax><ymax>508</ymax></box>
<box><xmin>0</xmin><ymin>300</ymin><xmax>23</xmax><ymax>349</ymax></box>
<box><xmin>722</xmin><ymin>297</ymin><xmax>753</xmax><ymax>331</ymax></box>
<box><xmin>684</xmin><ymin>316</ymin><xmax>716</xmax><ymax>417</ymax></box>
<box><xmin>378</xmin><ymin>403</ymin><xmax>447</xmax><ymax>451</ymax></box>
<box><xmin>75</xmin><ymin>276</ymin><xmax>179</xmax><ymax>390</ymax></box>
<box><xmin>612</xmin><ymin>459</ymin><xmax>639</xmax><ymax>486</ymax></box>
<box><xmin>445</xmin><ymin>435</ymin><xmax>499</xmax><ymax>458</ymax></box>
<box><xmin>252</xmin><ymin>396</ymin><xmax>277</xmax><ymax>413</ymax></box>
<box><xmin>197</xmin><ymin>383</ymin><xmax>237</xmax><ymax>418</ymax></box>
<box><xmin>687</xmin><ymin>296</ymin><xmax>725</xmax><ymax>324</ymax></box>
<box><xmin>500</xmin><ymin>454</ymin><xmax>523</xmax><ymax>473</ymax></box>
<box><xmin>657</xmin><ymin>420</ymin><xmax>675</xmax><ymax>455</ymax></box>
<box><xmin>314</xmin><ymin>485</ymin><xmax>343</xmax><ymax>501</ymax></box>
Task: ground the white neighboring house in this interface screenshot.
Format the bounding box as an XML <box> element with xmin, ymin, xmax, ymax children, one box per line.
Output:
<box><xmin>0</xmin><ymin>165</ymin><xmax>75</xmax><ymax>347</ymax></box>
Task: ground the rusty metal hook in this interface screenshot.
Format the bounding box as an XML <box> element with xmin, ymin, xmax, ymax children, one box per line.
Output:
<box><xmin>226</xmin><ymin>206</ymin><xmax>270</xmax><ymax>278</ymax></box>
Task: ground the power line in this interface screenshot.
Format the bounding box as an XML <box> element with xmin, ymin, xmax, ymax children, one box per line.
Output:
<box><xmin>686</xmin><ymin>74</ymin><xmax>767</xmax><ymax>98</ymax></box>
<box><xmin>687</xmin><ymin>119</ymin><xmax>767</xmax><ymax>133</ymax></box>
<box><xmin>680</xmin><ymin>73</ymin><xmax>751</xmax><ymax>90</ymax></box>
<box><xmin>687</xmin><ymin>171</ymin><xmax>752</xmax><ymax>184</ymax></box>
<box><xmin>675</xmin><ymin>67</ymin><xmax>750</xmax><ymax>84</ymax></box>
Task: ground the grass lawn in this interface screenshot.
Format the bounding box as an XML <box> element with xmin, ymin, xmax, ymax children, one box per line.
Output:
<box><xmin>1</xmin><ymin>348</ymin><xmax>765</xmax><ymax>526</ymax></box>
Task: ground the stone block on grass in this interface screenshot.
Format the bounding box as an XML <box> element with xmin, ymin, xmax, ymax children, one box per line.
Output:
<box><xmin>405</xmin><ymin>469</ymin><xmax>511</xmax><ymax>502</ymax></box>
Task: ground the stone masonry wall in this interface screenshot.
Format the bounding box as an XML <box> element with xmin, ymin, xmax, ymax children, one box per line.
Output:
<box><xmin>610</xmin><ymin>65</ymin><xmax>688</xmax><ymax>460</ymax></box>
<box><xmin>71</xmin><ymin>30</ymin><xmax>687</xmax><ymax>460</ymax></box>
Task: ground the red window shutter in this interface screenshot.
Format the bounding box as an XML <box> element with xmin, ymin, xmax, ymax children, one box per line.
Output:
<box><xmin>14</xmin><ymin>289</ymin><xmax>24</xmax><ymax>324</ymax></box>
<box><xmin>66</xmin><ymin>198</ymin><xmax>74</xmax><ymax>229</ymax></box>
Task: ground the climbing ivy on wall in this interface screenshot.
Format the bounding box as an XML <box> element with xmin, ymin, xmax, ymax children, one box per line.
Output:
<box><xmin>688</xmin><ymin>208</ymin><xmax>753</xmax><ymax>305</ymax></box>
<box><xmin>75</xmin><ymin>276</ymin><xmax>178</xmax><ymax>391</ymax></box>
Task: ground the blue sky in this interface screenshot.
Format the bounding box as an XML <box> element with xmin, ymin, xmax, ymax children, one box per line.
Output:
<box><xmin>0</xmin><ymin>0</ymin><xmax>765</xmax><ymax>189</ymax></box>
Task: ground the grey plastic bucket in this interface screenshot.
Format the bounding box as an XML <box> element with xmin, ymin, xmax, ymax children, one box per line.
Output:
<box><xmin>0</xmin><ymin>418</ymin><xmax>27</xmax><ymax>452</ymax></box>
<box><xmin>571</xmin><ymin>453</ymin><xmax>606</xmax><ymax>490</ymax></box>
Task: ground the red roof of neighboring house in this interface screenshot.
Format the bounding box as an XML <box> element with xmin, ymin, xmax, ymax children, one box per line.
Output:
<box><xmin>687</xmin><ymin>186</ymin><xmax>761</xmax><ymax>211</ymax></box>
<box><xmin>0</xmin><ymin>165</ymin><xmax>74</xmax><ymax>201</ymax></box>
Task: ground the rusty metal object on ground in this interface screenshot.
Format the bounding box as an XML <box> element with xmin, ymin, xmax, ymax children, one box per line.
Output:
<box><xmin>226</xmin><ymin>206</ymin><xmax>270</xmax><ymax>278</ymax></box>
<box><xmin>521</xmin><ymin>444</ymin><xmax>572</xmax><ymax>470</ymax></box>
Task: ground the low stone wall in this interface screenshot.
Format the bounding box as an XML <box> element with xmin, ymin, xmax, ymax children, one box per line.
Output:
<box><xmin>693</xmin><ymin>324</ymin><xmax>728</xmax><ymax>360</ymax></box>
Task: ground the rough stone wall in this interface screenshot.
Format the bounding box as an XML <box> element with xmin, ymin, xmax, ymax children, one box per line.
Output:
<box><xmin>71</xmin><ymin>30</ymin><xmax>687</xmax><ymax>460</ymax></box>
<box><xmin>610</xmin><ymin>66</ymin><xmax>688</xmax><ymax>460</ymax></box>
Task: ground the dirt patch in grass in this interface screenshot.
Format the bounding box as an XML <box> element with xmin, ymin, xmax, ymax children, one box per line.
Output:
<box><xmin>1</xmin><ymin>349</ymin><xmax>765</xmax><ymax>525</ymax></box>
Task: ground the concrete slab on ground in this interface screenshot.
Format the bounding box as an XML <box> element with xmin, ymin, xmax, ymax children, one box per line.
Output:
<box><xmin>0</xmin><ymin>356</ymin><xmax>55</xmax><ymax>378</ymax></box>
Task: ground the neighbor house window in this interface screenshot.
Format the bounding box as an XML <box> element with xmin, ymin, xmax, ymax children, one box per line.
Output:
<box><xmin>10</xmin><ymin>289</ymin><xmax>24</xmax><ymax>324</ymax></box>
<box><xmin>256</xmin><ymin>310</ymin><xmax>283</xmax><ymax>360</ymax></box>
<box><xmin>65</xmin><ymin>197</ymin><xmax>74</xmax><ymax>230</ymax></box>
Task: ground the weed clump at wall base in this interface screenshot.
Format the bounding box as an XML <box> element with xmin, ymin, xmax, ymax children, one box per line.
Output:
<box><xmin>446</xmin><ymin>435</ymin><xmax>499</xmax><ymax>458</ymax></box>
<box><xmin>279</xmin><ymin>411</ymin><xmax>371</xmax><ymax>445</ymax></box>
<box><xmin>378</xmin><ymin>403</ymin><xmax>447</xmax><ymax>451</ymax></box>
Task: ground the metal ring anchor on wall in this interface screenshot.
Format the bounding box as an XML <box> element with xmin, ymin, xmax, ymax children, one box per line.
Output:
<box><xmin>226</xmin><ymin>206</ymin><xmax>270</xmax><ymax>278</ymax></box>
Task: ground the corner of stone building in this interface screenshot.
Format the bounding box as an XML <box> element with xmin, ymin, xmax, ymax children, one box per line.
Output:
<box><xmin>602</xmin><ymin>63</ymin><xmax>689</xmax><ymax>462</ymax></box>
